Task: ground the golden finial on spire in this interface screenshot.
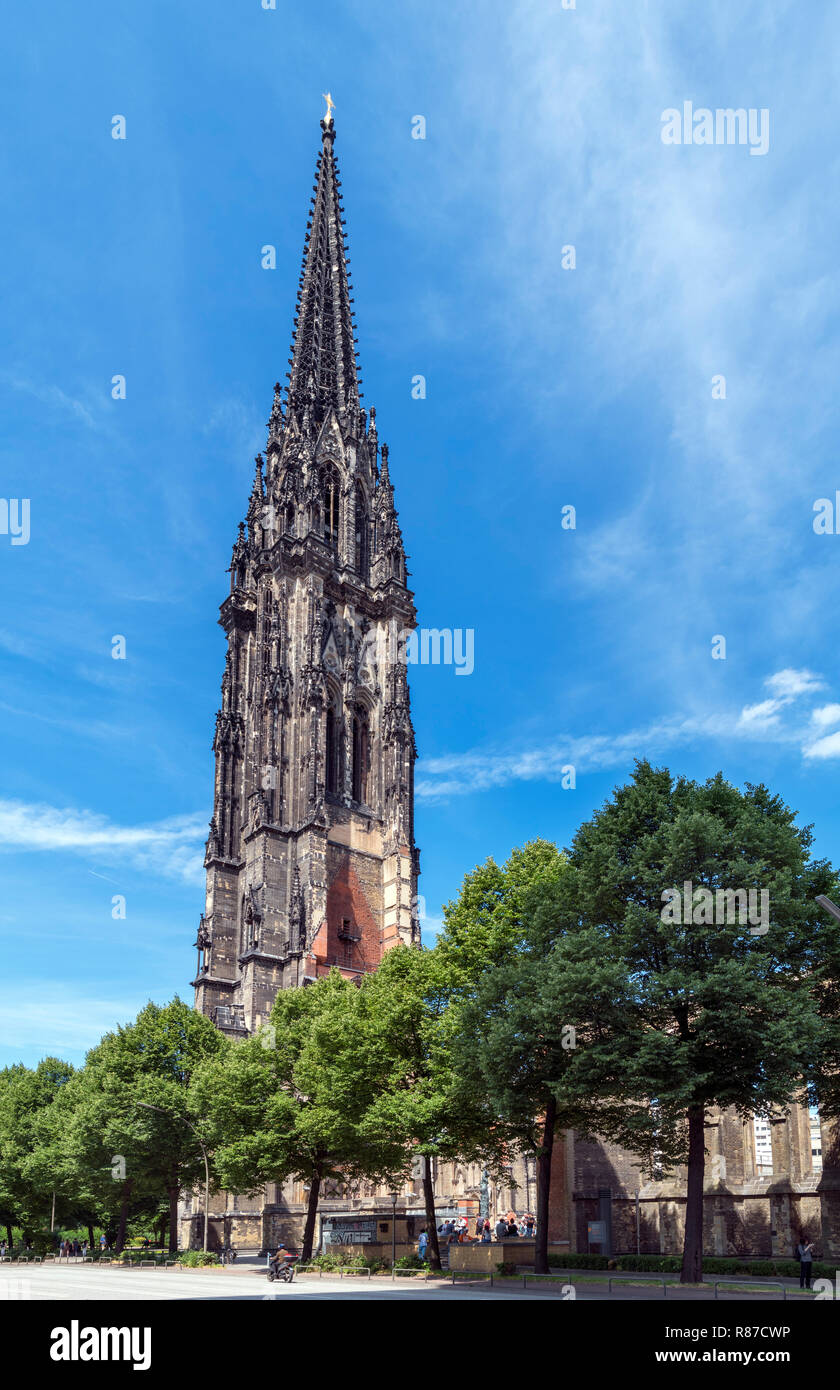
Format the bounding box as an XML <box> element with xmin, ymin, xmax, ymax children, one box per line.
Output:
<box><xmin>322</xmin><ymin>92</ymin><xmax>336</xmax><ymax>124</ymax></box>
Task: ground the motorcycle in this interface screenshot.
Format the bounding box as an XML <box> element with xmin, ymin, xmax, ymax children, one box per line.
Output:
<box><xmin>267</xmin><ymin>1253</ymin><xmax>296</xmax><ymax>1284</ymax></box>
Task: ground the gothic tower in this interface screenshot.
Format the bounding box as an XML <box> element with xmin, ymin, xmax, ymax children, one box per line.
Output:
<box><xmin>193</xmin><ymin>112</ymin><xmax>420</xmax><ymax>1039</ymax></box>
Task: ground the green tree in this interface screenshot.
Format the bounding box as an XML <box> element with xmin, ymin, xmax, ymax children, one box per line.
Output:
<box><xmin>354</xmin><ymin>944</ymin><xmax>517</xmax><ymax>1270</ymax></box>
<box><xmin>436</xmin><ymin>840</ymin><xmax>582</xmax><ymax>1272</ymax></box>
<box><xmin>192</xmin><ymin>971</ymin><xmax>407</xmax><ymax>1262</ymax></box>
<box><xmin>533</xmin><ymin>761</ymin><xmax>840</xmax><ymax>1283</ymax></box>
<box><xmin>0</xmin><ymin>1059</ymin><xmax>74</xmax><ymax>1244</ymax></box>
<box><xmin>58</xmin><ymin>998</ymin><xmax>226</xmax><ymax>1252</ymax></box>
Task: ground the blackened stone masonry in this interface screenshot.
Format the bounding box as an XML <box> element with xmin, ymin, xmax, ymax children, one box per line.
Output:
<box><xmin>193</xmin><ymin>111</ymin><xmax>420</xmax><ymax>1040</ymax></box>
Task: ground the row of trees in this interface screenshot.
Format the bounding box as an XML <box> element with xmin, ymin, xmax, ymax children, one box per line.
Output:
<box><xmin>3</xmin><ymin>762</ymin><xmax>840</xmax><ymax>1282</ymax></box>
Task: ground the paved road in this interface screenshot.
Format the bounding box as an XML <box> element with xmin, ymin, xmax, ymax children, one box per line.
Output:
<box><xmin>0</xmin><ymin>1265</ymin><xmax>551</xmax><ymax>1301</ymax></box>
<box><xmin>0</xmin><ymin>1265</ymin><xmax>809</xmax><ymax>1301</ymax></box>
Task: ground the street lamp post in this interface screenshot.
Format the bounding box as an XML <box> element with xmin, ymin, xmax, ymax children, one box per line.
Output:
<box><xmin>389</xmin><ymin>1190</ymin><xmax>398</xmax><ymax>1269</ymax></box>
<box><xmin>137</xmin><ymin>1103</ymin><xmax>210</xmax><ymax>1253</ymax></box>
<box><xmin>816</xmin><ymin>895</ymin><xmax>840</xmax><ymax>922</ymax></box>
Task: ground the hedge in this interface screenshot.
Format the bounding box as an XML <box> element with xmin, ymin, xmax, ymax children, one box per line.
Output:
<box><xmin>546</xmin><ymin>1251</ymin><xmax>839</xmax><ymax>1280</ymax></box>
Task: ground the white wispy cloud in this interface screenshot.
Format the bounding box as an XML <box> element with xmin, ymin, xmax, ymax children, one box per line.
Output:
<box><xmin>811</xmin><ymin>704</ymin><xmax>840</xmax><ymax>729</ymax></box>
<box><xmin>0</xmin><ymin>985</ymin><xmax>151</xmax><ymax>1063</ymax></box>
<box><xmin>804</xmin><ymin>732</ymin><xmax>840</xmax><ymax>761</ymax></box>
<box><xmin>0</xmin><ymin>800</ymin><xmax>206</xmax><ymax>883</ymax></box>
<box><xmin>765</xmin><ymin>669</ymin><xmax>824</xmax><ymax>700</ymax></box>
<box><xmin>444</xmin><ymin>2</ymin><xmax>840</xmax><ymax>704</ymax></box>
<box><xmin>738</xmin><ymin>668</ymin><xmax>824</xmax><ymax>730</ymax></box>
<box><xmin>418</xmin><ymin>667</ymin><xmax>838</xmax><ymax>799</ymax></box>
<box><xmin>0</xmin><ymin>371</ymin><xmax>98</xmax><ymax>430</ymax></box>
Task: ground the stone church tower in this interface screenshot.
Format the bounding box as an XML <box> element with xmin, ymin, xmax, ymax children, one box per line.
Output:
<box><xmin>193</xmin><ymin>111</ymin><xmax>420</xmax><ymax>1040</ymax></box>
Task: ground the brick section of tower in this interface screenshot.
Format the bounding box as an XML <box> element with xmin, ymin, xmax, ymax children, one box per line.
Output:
<box><xmin>191</xmin><ymin>112</ymin><xmax>420</xmax><ymax>1040</ymax></box>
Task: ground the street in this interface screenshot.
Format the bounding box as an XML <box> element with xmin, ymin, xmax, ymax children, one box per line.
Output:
<box><xmin>0</xmin><ymin>1264</ymin><xmax>810</xmax><ymax>1302</ymax></box>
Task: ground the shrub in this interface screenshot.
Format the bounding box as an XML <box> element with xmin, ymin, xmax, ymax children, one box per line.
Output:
<box><xmin>545</xmin><ymin>1251</ymin><xmax>839</xmax><ymax>1280</ymax></box>
<box><xmin>177</xmin><ymin>1250</ymin><xmax>220</xmax><ymax>1267</ymax></box>
<box><xmin>302</xmin><ymin>1251</ymin><xmax>363</xmax><ymax>1273</ymax></box>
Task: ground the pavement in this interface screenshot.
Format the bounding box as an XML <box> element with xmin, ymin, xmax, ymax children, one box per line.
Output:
<box><xmin>0</xmin><ymin>1262</ymin><xmax>820</xmax><ymax>1301</ymax></box>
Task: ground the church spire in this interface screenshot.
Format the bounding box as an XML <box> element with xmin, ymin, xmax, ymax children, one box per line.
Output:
<box><xmin>284</xmin><ymin>108</ymin><xmax>361</xmax><ymax>432</ymax></box>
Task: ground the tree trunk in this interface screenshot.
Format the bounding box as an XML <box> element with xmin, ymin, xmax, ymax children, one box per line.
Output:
<box><xmin>300</xmin><ymin>1167</ymin><xmax>322</xmax><ymax>1263</ymax></box>
<box><xmin>535</xmin><ymin>1095</ymin><xmax>557</xmax><ymax>1275</ymax></box>
<box><xmin>115</xmin><ymin>1179</ymin><xmax>133</xmax><ymax>1253</ymax></box>
<box><xmin>422</xmin><ymin>1154</ymin><xmax>442</xmax><ymax>1271</ymax></box>
<box><xmin>5</xmin><ymin>1223</ymin><xmax>13</xmax><ymax>1249</ymax></box>
<box><xmin>680</xmin><ymin>1103</ymin><xmax>706</xmax><ymax>1284</ymax></box>
<box><xmin>168</xmin><ymin>1185</ymin><xmax>180</xmax><ymax>1254</ymax></box>
<box><xmin>87</xmin><ymin>1222</ymin><xmax>94</xmax><ymax>1249</ymax></box>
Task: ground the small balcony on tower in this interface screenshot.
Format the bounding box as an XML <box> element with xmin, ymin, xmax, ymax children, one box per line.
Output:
<box><xmin>211</xmin><ymin>1003</ymin><xmax>247</xmax><ymax>1035</ymax></box>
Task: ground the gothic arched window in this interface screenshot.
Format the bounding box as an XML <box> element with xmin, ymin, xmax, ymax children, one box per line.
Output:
<box><xmin>323</xmin><ymin>465</ymin><xmax>340</xmax><ymax>551</ymax></box>
<box><xmin>326</xmin><ymin>702</ymin><xmax>341</xmax><ymax>796</ymax></box>
<box><xmin>351</xmin><ymin>707</ymin><xmax>370</xmax><ymax>804</ymax></box>
<box><xmin>286</xmin><ymin>503</ymin><xmax>295</xmax><ymax>535</ymax></box>
<box><xmin>355</xmin><ymin>487</ymin><xmax>369</xmax><ymax>580</ymax></box>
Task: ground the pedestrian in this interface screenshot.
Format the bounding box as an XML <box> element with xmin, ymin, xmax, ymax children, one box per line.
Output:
<box><xmin>418</xmin><ymin>1228</ymin><xmax>428</xmax><ymax>1261</ymax></box>
<box><xmin>481</xmin><ymin>1222</ymin><xmax>491</xmax><ymax>1244</ymax></box>
<box><xmin>494</xmin><ymin>1216</ymin><xmax>507</xmax><ymax>1241</ymax></box>
<box><xmin>796</xmin><ymin>1235</ymin><xmax>815</xmax><ymax>1290</ymax></box>
<box><xmin>474</xmin><ymin>1215</ymin><xmax>484</xmax><ymax>1239</ymax></box>
<box><xmin>99</xmin><ymin>1233</ymin><xmax>107</xmax><ymax>1252</ymax></box>
<box><xmin>0</xmin><ymin>1240</ymin><xmax>6</xmax><ymax>1260</ymax></box>
<box><xmin>506</xmin><ymin>1217</ymin><xmax>519</xmax><ymax>1238</ymax></box>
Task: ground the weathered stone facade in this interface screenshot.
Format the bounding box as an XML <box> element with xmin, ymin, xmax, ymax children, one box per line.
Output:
<box><xmin>549</xmin><ymin>1103</ymin><xmax>840</xmax><ymax>1260</ymax></box>
<box><xmin>192</xmin><ymin>112</ymin><xmax>420</xmax><ymax>1042</ymax></box>
<box><xmin>185</xmin><ymin>112</ymin><xmax>430</xmax><ymax>1249</ymax></box>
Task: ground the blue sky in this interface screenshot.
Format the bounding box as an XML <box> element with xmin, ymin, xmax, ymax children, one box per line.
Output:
<box><xmin>2</xmin><ymin>0</ymin><xmax>840</xmax><ymax>1067</ymax></box>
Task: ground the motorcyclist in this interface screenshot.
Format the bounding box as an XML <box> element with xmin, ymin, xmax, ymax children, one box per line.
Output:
<box><xmin>269</xmin><ymin>1244</ymin><xmax>292</xmax><ymax>1278</ymax></box>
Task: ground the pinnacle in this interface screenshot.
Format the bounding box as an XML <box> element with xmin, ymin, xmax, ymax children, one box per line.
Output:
<box><xmin>283</xmin><ymin>117</ymin><xmax>360</xmax><ymax>433</ymax></box>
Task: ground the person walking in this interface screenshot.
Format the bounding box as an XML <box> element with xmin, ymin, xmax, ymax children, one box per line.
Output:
<box><xmin>418</xmin><ymin>1228</ymin><xmax>428</xmax><ymax>1261</ymax></box>
<box><xmin>796</xmin><ymin>1236</ymin><xmax>815</xmax><ymax>1289</ymax></box>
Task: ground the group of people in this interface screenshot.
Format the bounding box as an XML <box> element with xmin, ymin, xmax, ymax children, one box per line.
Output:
<box><xmin>57</xmin><ymin>1238</ymin><xmax>89</xmax><ymax>1258</ymax></box>
<box><xmin>419</xmin><ymin>1212</ymin><xmax>537</xmax><ymax>1255</ymax></box>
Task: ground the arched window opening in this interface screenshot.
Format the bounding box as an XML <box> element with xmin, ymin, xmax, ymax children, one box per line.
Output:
<box><xmin>355</xmin><ymin>488</ymin><xmax>369</xmax><ymax>579</ymax></box>
<box><xmin>323</xmin><ymin>465</ymin><xmax>340</xmax><ymax>550</ymax></box>
<box><xmin>286</xmin><ymin>503</ymin><xmax>295</xmax><ymax>535</ymax></box>
<box><xmin>326</xmin><ymin>704</ymin><xmax>341</xmax><ymax>796</ymax></box>
<box><xmin>352</xmin><ymin>707</ymin><xmax>370</xmax><ymax>804</ymax></box>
